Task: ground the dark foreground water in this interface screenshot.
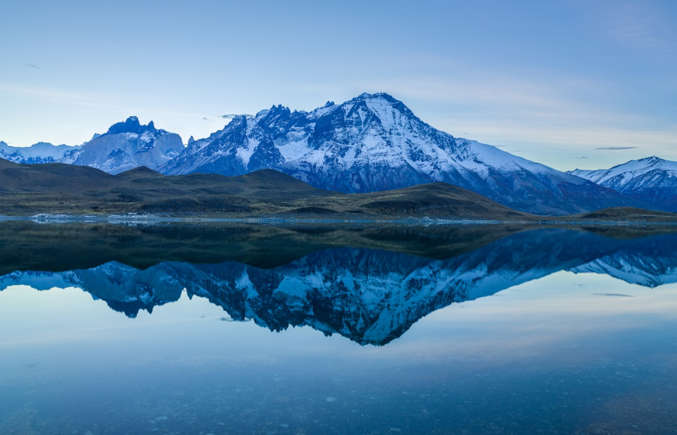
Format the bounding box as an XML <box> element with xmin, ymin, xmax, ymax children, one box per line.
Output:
<box><xmin>1</xmin><ymin>222</ymin><xmax>677</xmax><ymax>434</ymax></box>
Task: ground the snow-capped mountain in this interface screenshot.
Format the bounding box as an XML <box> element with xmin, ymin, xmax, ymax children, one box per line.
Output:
<box><xmin>163</xmin><ymin>93</ymin><xmax>628</xmax><ymax>215</ymax></box>
<box><xmin>1</xmin><ymin>116</ymin><xmax>183</xmax><ymax>174</ymax></box>
<box><xmin>569</xmin><ymin>157</ymin><xmax>677</xmax><ymax>211</ymax></box>
<box><xmin>0</xmin><ymin>141</ymin><xmax>80</xmax><ymax>164</ymax></box>
<box><xmin>72</xmin><ymin>116</ymin><xmax>184</xmax><ymax>174</ymax></box>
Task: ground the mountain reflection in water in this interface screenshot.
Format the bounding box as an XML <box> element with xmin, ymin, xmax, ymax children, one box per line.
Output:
<box><xmin>1</xmin><ymin>222</ymin><xmax>676</xmax><ymax>345</ymax></box>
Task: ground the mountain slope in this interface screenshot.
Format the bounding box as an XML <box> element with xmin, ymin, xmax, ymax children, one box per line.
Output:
<box><xmin>0</xmin><ymin>159</ymin><xmax>115</xmax><ymax>193</ymax></box>
<box><xmin>163</xmin><ymin>92</ymin><xmax>630</xmax><ymax>215</ymax></box>
<box><xmin>569</xmin><ymin>157</ymin><xmax>677</xmax><ymax>211</ymax></box>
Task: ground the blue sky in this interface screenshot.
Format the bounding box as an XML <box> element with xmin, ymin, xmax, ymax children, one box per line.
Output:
<box><xmin>2</xmin><ymin>0</ymin><xmax>676</xmax><ymax>170</ymax></box>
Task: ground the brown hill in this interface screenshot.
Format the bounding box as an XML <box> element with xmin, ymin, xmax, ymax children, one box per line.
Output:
<box><xmin>0</xmin><ymin>158</ymin><xmax>529</xmax><ymax>219</ymax></box>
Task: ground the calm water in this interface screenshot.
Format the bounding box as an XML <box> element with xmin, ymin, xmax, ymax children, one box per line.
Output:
<box><xmin>2</xmin><ymin>223</ymin><xmax>677</xmax><ymax>434</ymax></box>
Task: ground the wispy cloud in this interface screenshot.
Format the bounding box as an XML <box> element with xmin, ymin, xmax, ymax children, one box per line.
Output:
<box><xmin>0</xmin><ymin>82</ymin><xmax>224</xmax><ymax>122</ymax></box>
<box><xmin>346</xmin><ymin>74</ymin><xmax>660</xmax><ymax>132</ymax></box>
<box><xmin>595</xmin><ymin>146</ymin><xmax>638</xmax><ymax>150</ymax></box>
<box><xmin>447</xmin><ymin>122</ymin><xmax>677</xmax><ymax>150</ymax></box>
<box><xmin>606</xmin><ymin>1</ymin><xmax>675</xmax><ymax>53</ymax></box>
<box><xmin>0</xmin><ymin>83</ymin><xmax>101</xmax><ymax>108</ymax></box>
<box><xmin>593</xmin><ymin>293</ymin><xmax>633</xmax><ymax>298</ymax></box>
<box><xmin>24</xmin><ymin>63</ymin><xmax>40</xmax><ymax>70</ymax></box>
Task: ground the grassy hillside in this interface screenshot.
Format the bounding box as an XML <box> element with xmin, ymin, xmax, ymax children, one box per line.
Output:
<box><xmin>0</xmin><ymin>159</ymin><xmax>531</xmax><ymax>219</ymax></box>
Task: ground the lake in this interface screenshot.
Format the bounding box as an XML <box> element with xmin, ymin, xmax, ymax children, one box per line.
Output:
<box><xmin>1</xmin><ymin>222</ymin><xmax>677</xmax><ymax>434</ymax></box>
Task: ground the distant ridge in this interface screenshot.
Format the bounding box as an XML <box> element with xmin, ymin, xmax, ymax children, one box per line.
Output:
<box><xmin>569</xmin><ymin>156</ymin><xmax>677</xmax><ymax>212</ymax></box>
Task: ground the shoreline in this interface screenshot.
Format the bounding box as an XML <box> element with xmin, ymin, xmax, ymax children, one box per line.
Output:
<box><xmin>1</xmin><ymin>213</ymin><xmax>677</xmax><ymax>227</ymax></box>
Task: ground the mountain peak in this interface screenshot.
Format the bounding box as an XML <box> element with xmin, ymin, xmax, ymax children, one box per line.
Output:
<box><xmin>639</xmin><ymin>155</ymin><xmax>664</xmax><ymax>164</ymax></box>
<box><xmin>106</xmin><ymin>116</ymin><xmax>158</xmax><ymax>135</ymax></box>
<box><xmin>624</xmin><ymin>155</ymin><xmax>675</xmax><ymax>170</ymax></box>
<box><xmin>30</xmin><ymin>141</ymin><xmax>58</xmax><ymax>149</ymax></box>
<box><xmin>350</xmin><ymin>92</ymin><xmax>407</xmax><ymax>110</ymax></box>
<box><xmin>267</xmin><ymin>104</ymin><xmax>292</xmax><ymax>115</ymax></box>
<box><xmin>337</xmin><ymin>92</ymin><xmax>424</xmax><ymax>134</ymax></box>
<box><xmin>355</xmin><ymin>91</ymin><xmax>395</xmax><ymax>101</ymax></box>
<box><xmin>253</xmin><ymin>104</ymin><xmax>291</xmax><ymax>121</ymax></box>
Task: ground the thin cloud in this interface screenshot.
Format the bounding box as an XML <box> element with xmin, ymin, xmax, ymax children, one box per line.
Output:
<box><xmin>595</xmin><ymin>146</ymin><xmax>638</xmax><ymax>150</ymax></box>
<box><xmin>606</xmin><ymin>2</ymin><xmax>675</xmax><ymax>53</ymax></box>
<box><xmin>0</xmin><ymin>83</ymin><xmax>99</xmax><ymax>107</ymax></box>
<box><xmin>24</xmin><ymin>63</ymin><xmax>40</xmax><ymax>70</ymax></box>
<box><xmin>436</xmin><ymin>121</ymin><xmax>676</xmax><ymax>150</ymax></box>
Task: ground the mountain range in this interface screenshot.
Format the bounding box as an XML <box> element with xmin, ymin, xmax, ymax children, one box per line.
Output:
<box><xmin>570</xmin><ymin>156</ymin><xmax>677</xmax><ymax>212</ymax></box>
<box><xmin>2</xmin><ymin>93</ymin><xmax>674</xmax><ymax>215</ymax></box>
